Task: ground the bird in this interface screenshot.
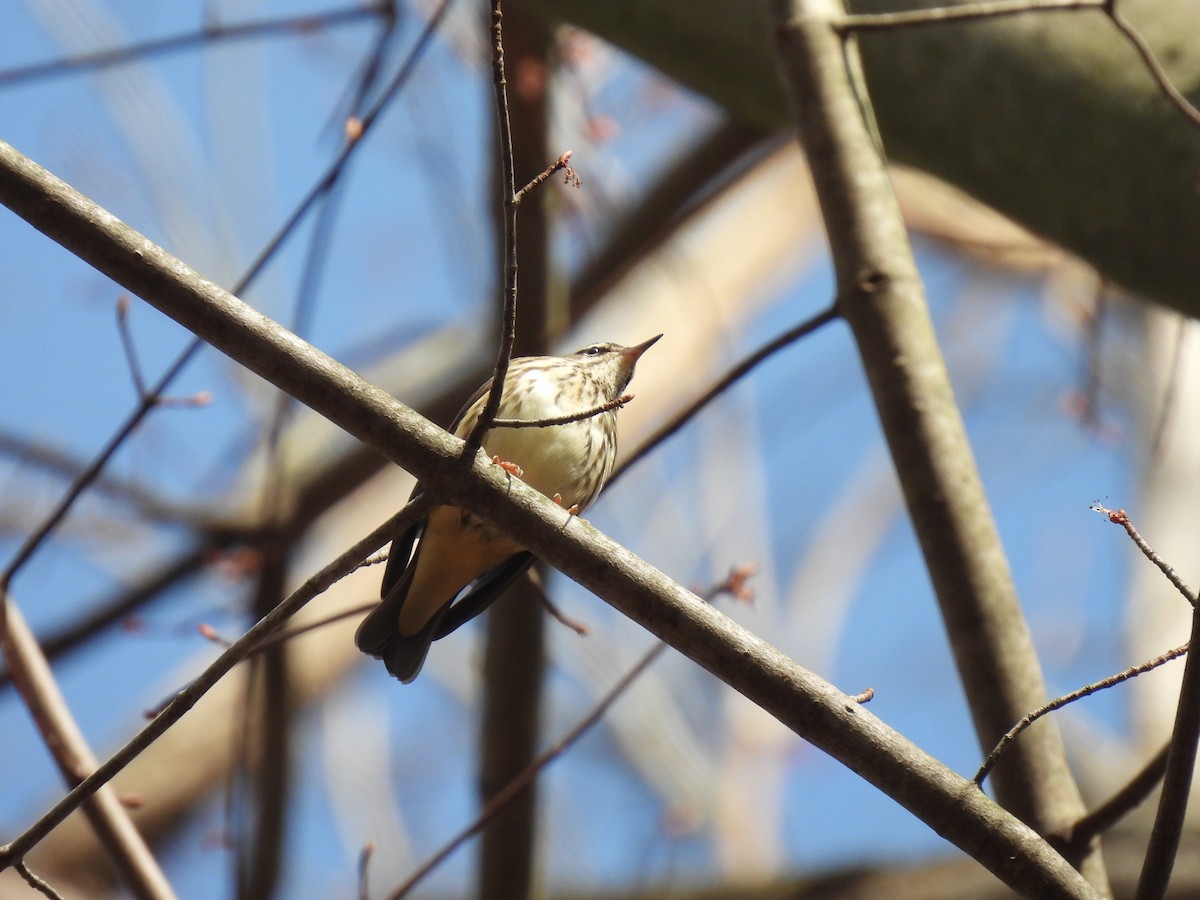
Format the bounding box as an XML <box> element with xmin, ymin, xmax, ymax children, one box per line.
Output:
<box><xmin>355</xmin><ymin>335</ymin><xmax>661</xmax><ymax>682</ymax></box>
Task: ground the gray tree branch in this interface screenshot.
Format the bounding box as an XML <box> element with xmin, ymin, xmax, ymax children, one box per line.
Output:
<box><xmin>770</xmin><ymin>0</ymin><xmax>1107</xmax><ymax>890</ymax></box>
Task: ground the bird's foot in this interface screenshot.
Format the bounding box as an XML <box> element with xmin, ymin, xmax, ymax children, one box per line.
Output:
<box><xmin>491</xmin><ymin>456</ymin><xmax>524</xmax><ymax>478</ymax></box>
<box><xmin>553</xmin><ymin>493</ymin><xmax>581</xmax><ymax>516</ymax></box>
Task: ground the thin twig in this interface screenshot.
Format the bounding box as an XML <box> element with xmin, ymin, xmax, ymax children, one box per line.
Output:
<box><xmin>611</xmin><ymin>305</ymin><xmax>839</xmax><ymax>485</ymax></box>
<box><xmin>115</xmin><ymin>297</ymin><xmax>211</xmax><ymax>409</ymax></box>
<box><xmin>115</xmin><ymin>295</ymin><xmax>147</xmax><ymax>397</ymax></box>
<box><xmin>0</xmin><ymin>496</ymin><xmax>431</xmax><ymax>871</ymax></box>
<box><xmin>975</xmin><ymin>642</ymin><xmax>1188</xmax><ymax>785</ymax></box>
<box><xmin>1137</xmin><ymin>604</ymin><xmax>1200</xmax><ymax>896</ymax></box>
<box><xmin>512</xmin><ymin>150</ymin><xmax>580</xmax><ymax>205</ymax></box>
<box><xmin>538</xmin><ymin>595</ymin><xmax>589</xmax><ymax>636</ymax></box>
<box><xmin>527</xmin><ymin>568</ymin><xmax>589</xmax><ymax>636</ymax></box>
<box><xmin>835</xmin><ymin>0</ymin><xmax>1105</xmax><ymax>32</ymax></box>
<box><xmin>15</xmin><ymin>861</ymin><xmax>64</xmax><ymax>900</ymax></box>
<box><xmin>202</xmin><ymin>601</ymin><xmax>380</xmax><ymax>657</ymax></box>
<box><xmin>1091</xmin><ymin>504</ymin><xmax>1196</xmax><ymax>606</ymax></box>
<box><xmin>168</xmin><ymin>599</ymin><xmax>405</xmax><ymax>721</ymax></box>
<box><xmin>492</xmin><ymin>393</ymin><xmax>633</xmax><ymax>428</ymax></box>
<box><xmin>1104</xmin><ymin>0</ymin><xmax>1200</xmax><ymax>129</ymax></box>
<box><xmin>388</xmin><ymin>565</ymin><xmax>757</xmax><ymax>900</ymax></box>
<box><xmin>464</xmin><ymin>0</ymin><xmax>519</xmax><ymax>455</ymax></box>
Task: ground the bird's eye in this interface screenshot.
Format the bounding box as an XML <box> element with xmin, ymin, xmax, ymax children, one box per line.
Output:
<box><xmin>582</xmin><ymin>345</ymin><xmax>602</xmax><ymax>356</ymax></box>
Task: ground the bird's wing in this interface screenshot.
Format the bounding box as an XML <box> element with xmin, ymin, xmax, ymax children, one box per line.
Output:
<box><xmin>356</xmin><ymin>506</ymin><xmax>425</xmax><ymax>657</ymax></box>
<box><xmin>432</xmin><ymin>551</ymin><xmax>536</xmax><ymax>640</ymax></box>
<box><xmin>380</xmin><ymin>605</ymin><xmax>447</xmax><ymax>683</ymax></box>
<box><xmin>356</xmin><ymin>539</ymin><xmax>456</xmax><ymax>682</ymax></box>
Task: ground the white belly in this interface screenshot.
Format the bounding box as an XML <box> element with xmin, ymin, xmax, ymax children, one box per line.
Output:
<box><xmin>460</xmin><ymin>368</ymin><xmax>615</xmax><ymax>511</ymax></box>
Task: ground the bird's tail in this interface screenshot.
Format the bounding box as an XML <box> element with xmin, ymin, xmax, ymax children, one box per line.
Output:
<box><xmin>355</xmin><ymin>568</ymin><xmax>450</xmax><ymax>684</ymax></box>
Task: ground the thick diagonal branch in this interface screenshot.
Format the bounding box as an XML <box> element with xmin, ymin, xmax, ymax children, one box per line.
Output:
<box><xmin>0</xmin><ymin>139</ymin><xmax>1100</xmax><ymax>899</ymax></box>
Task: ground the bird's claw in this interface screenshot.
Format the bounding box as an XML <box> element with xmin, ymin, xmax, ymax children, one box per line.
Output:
<box><xmin>492</xmin><ymin>456</ymin><xmax>524</xmax><ymax>478</ymax></box>
<box><xmin>553</xmin><ymin>493</ymin><xmax>581</xmax><ymax>516</ymax></box>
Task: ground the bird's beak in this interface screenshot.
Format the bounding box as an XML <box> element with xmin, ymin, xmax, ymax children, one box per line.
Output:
<box><xmin>621</xmin><ymin>333</ymin><xmax>662</xmax><ymax>364</ymax></box>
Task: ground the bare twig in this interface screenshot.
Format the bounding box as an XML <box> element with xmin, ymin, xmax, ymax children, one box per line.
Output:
<box><xmin>1104</xmin><ymin>0</ymin><xmax>1200</xmax><ymax>129</ymax></box>
<box><xmin>975</xmin><ymin>642</ymin><xmax>1188</xmax><ymax>785</ymax></box>
<box><xmin>228</xmin><ymin>600</ymin><xmax>378</xmax><ymax>657</ymax></box>
<box><xmin>527</xmin><ymin>569</ymin><xmax>590</xmax><ymax>635</ymax></box>
<box><xmin>474</xmin><ymin>10</ymin><xmax>555</xmax><ymax>890</ymax></box>
<box><xmin>492</xmin><ymin>393</ymin><xmax>633</xmax><ymax>428</ymax></box>
<box><xmin>0</xmin><ymin>496</ymin><xmax>431</xmax><ymax>870</ymax></box>
<box><xmin>116</xmin><ymin>295</ymin><xmax>147</xmax><ymax>397</ymax></box>
<box><xmin>464</xmin><ymin>0</ymin><xmax>520</xmax><ymax>456</ymax></box>
<box><xmin>835</xmin><ymin>0</ymin><xmax>1105</xmax><ymax>32</ymax></box>
<box><xmin>1091</xmin><ymin>504</ymin><xmax>1196</xmax><ymax>606</ymax></box>
<box><xmin>197</xmin><ymin>623</ymin><xmax>235</xmax><ymax>649</ymax></box>
<box><xmin>15</xmin><ymin>861</ymin><xmax>64</xmax><ymax>900</ymax></box>
<box><xmin>392</xmin><ymin>643</ymin><xmax>669</xmax><ymax>899</ymax></box>
<box><xmin>512</xmin><ymin>150</ymin><xmax>580</xmax><ymax>204</ymax></box>
<box><xmin>538</xmin><ymin>596</ymin><xmax>589</xmax><ymax>635</ymax></box>
<box><xmin>115</xmin><ymin>296</ymin><xmax>212</xmax><ymax>408</ymax></box>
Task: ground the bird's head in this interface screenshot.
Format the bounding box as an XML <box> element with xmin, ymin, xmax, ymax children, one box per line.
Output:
<box><xmin>570</xmin><ymin>334</ymin><xmax>662</xmax><ymax>398</ymax></box>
